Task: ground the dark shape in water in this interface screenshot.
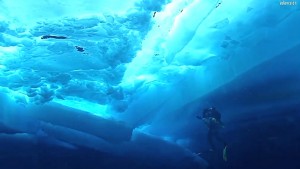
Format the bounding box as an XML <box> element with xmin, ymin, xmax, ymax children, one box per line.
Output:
<box><xmin>75</xmin><ymin>46</ymin><xmax>85</xmax><ymax>52</ymax></box>
<box><xmin>41</xmin><ymin>35</ymin><xmax>67</xmax><ymax>39</ymax></box>
<box><xmin>153</xmin><ymin>11</ymin><xmax>157</xmax><ymax>18</ymax></box>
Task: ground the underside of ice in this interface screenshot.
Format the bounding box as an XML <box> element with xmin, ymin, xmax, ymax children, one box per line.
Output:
<box><xmin>0</xmin><ymin>0</ymin><xmax>300</xmax><ymax>168</ymax></box>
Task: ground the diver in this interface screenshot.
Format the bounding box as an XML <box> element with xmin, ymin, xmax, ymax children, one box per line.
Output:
<box><xmin>197</xmin><ymin>107</ymin><xmax>228</xmax><ymax>161</ymax></box>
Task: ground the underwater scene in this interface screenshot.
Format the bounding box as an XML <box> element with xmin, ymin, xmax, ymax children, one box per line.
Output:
<box><xmin>0</xmin><ymin>0</ymin><xmax>300</xmax><ymax>169</ymax></box>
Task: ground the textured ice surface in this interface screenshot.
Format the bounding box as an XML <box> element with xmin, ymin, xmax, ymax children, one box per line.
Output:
<box><xmin>0</xmin><ymin>0</ymin><xmax>300</xmax><ymax>168</ymax></box>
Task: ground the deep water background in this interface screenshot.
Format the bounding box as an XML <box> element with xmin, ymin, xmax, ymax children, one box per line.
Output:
<box><xmin>1</xmin><ymin>0</ymin><xmax>300</xmax><ymax>169</ymax></box>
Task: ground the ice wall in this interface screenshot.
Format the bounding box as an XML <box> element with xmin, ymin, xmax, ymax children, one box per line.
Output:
<box><xmin>121</xmin><ymin>0</ymin><xmax>300</xmax><ymax>131</ymax></box>
<box><xmin>0</xmin><ymin>0</ymin><xmax>300</xmax><ymax>168</ymax></box>
<box><xmin>116</xmin><ymin>0</ymin><xmax>300</xmax><ymax>159</ymax></box>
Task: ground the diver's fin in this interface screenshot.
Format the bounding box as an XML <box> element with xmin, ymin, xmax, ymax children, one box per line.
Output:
<box><xmin>223</xmin><ymin>145</ymin><xmax>228</xmax><ymax>162</ymax></box>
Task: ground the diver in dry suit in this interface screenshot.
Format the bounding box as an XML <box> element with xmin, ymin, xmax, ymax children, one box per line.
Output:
<box><xmin>197</xmin><ymin>107</ymin><xmax>228</xmax><ymax>161</ymax></box>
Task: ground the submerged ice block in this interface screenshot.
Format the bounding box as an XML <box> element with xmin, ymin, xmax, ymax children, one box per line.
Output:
<box><xmin>0</xmin><ymin>93</ymin><xmax>132</xmax><ymax>143</ymax></box>
<box><xmin>0</xmin><ymin>92</ymin><xmax>210</xmax><ymax>169</ymax></box>
<box><xmin>28</xmin><ymin>103</ymin><xmax>133</xmax><ymax>143</ymax></box>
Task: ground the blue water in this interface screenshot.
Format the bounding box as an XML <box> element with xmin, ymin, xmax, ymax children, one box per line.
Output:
<box><xmin>1</xmin><ymin>0</ymin><xmax>300</xmax><ymax>169</ymax></box>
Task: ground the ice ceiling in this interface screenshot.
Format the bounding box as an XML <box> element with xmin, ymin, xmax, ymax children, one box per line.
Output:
<box><xmin>0</xmin><ymin>0</ymin><xmax>299</xmax><ymax>168</ymax></box>
<box><xmin>1</xmin><ymin>0</ymin><xmax>298</xmax><ymax>112</ymax></box>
